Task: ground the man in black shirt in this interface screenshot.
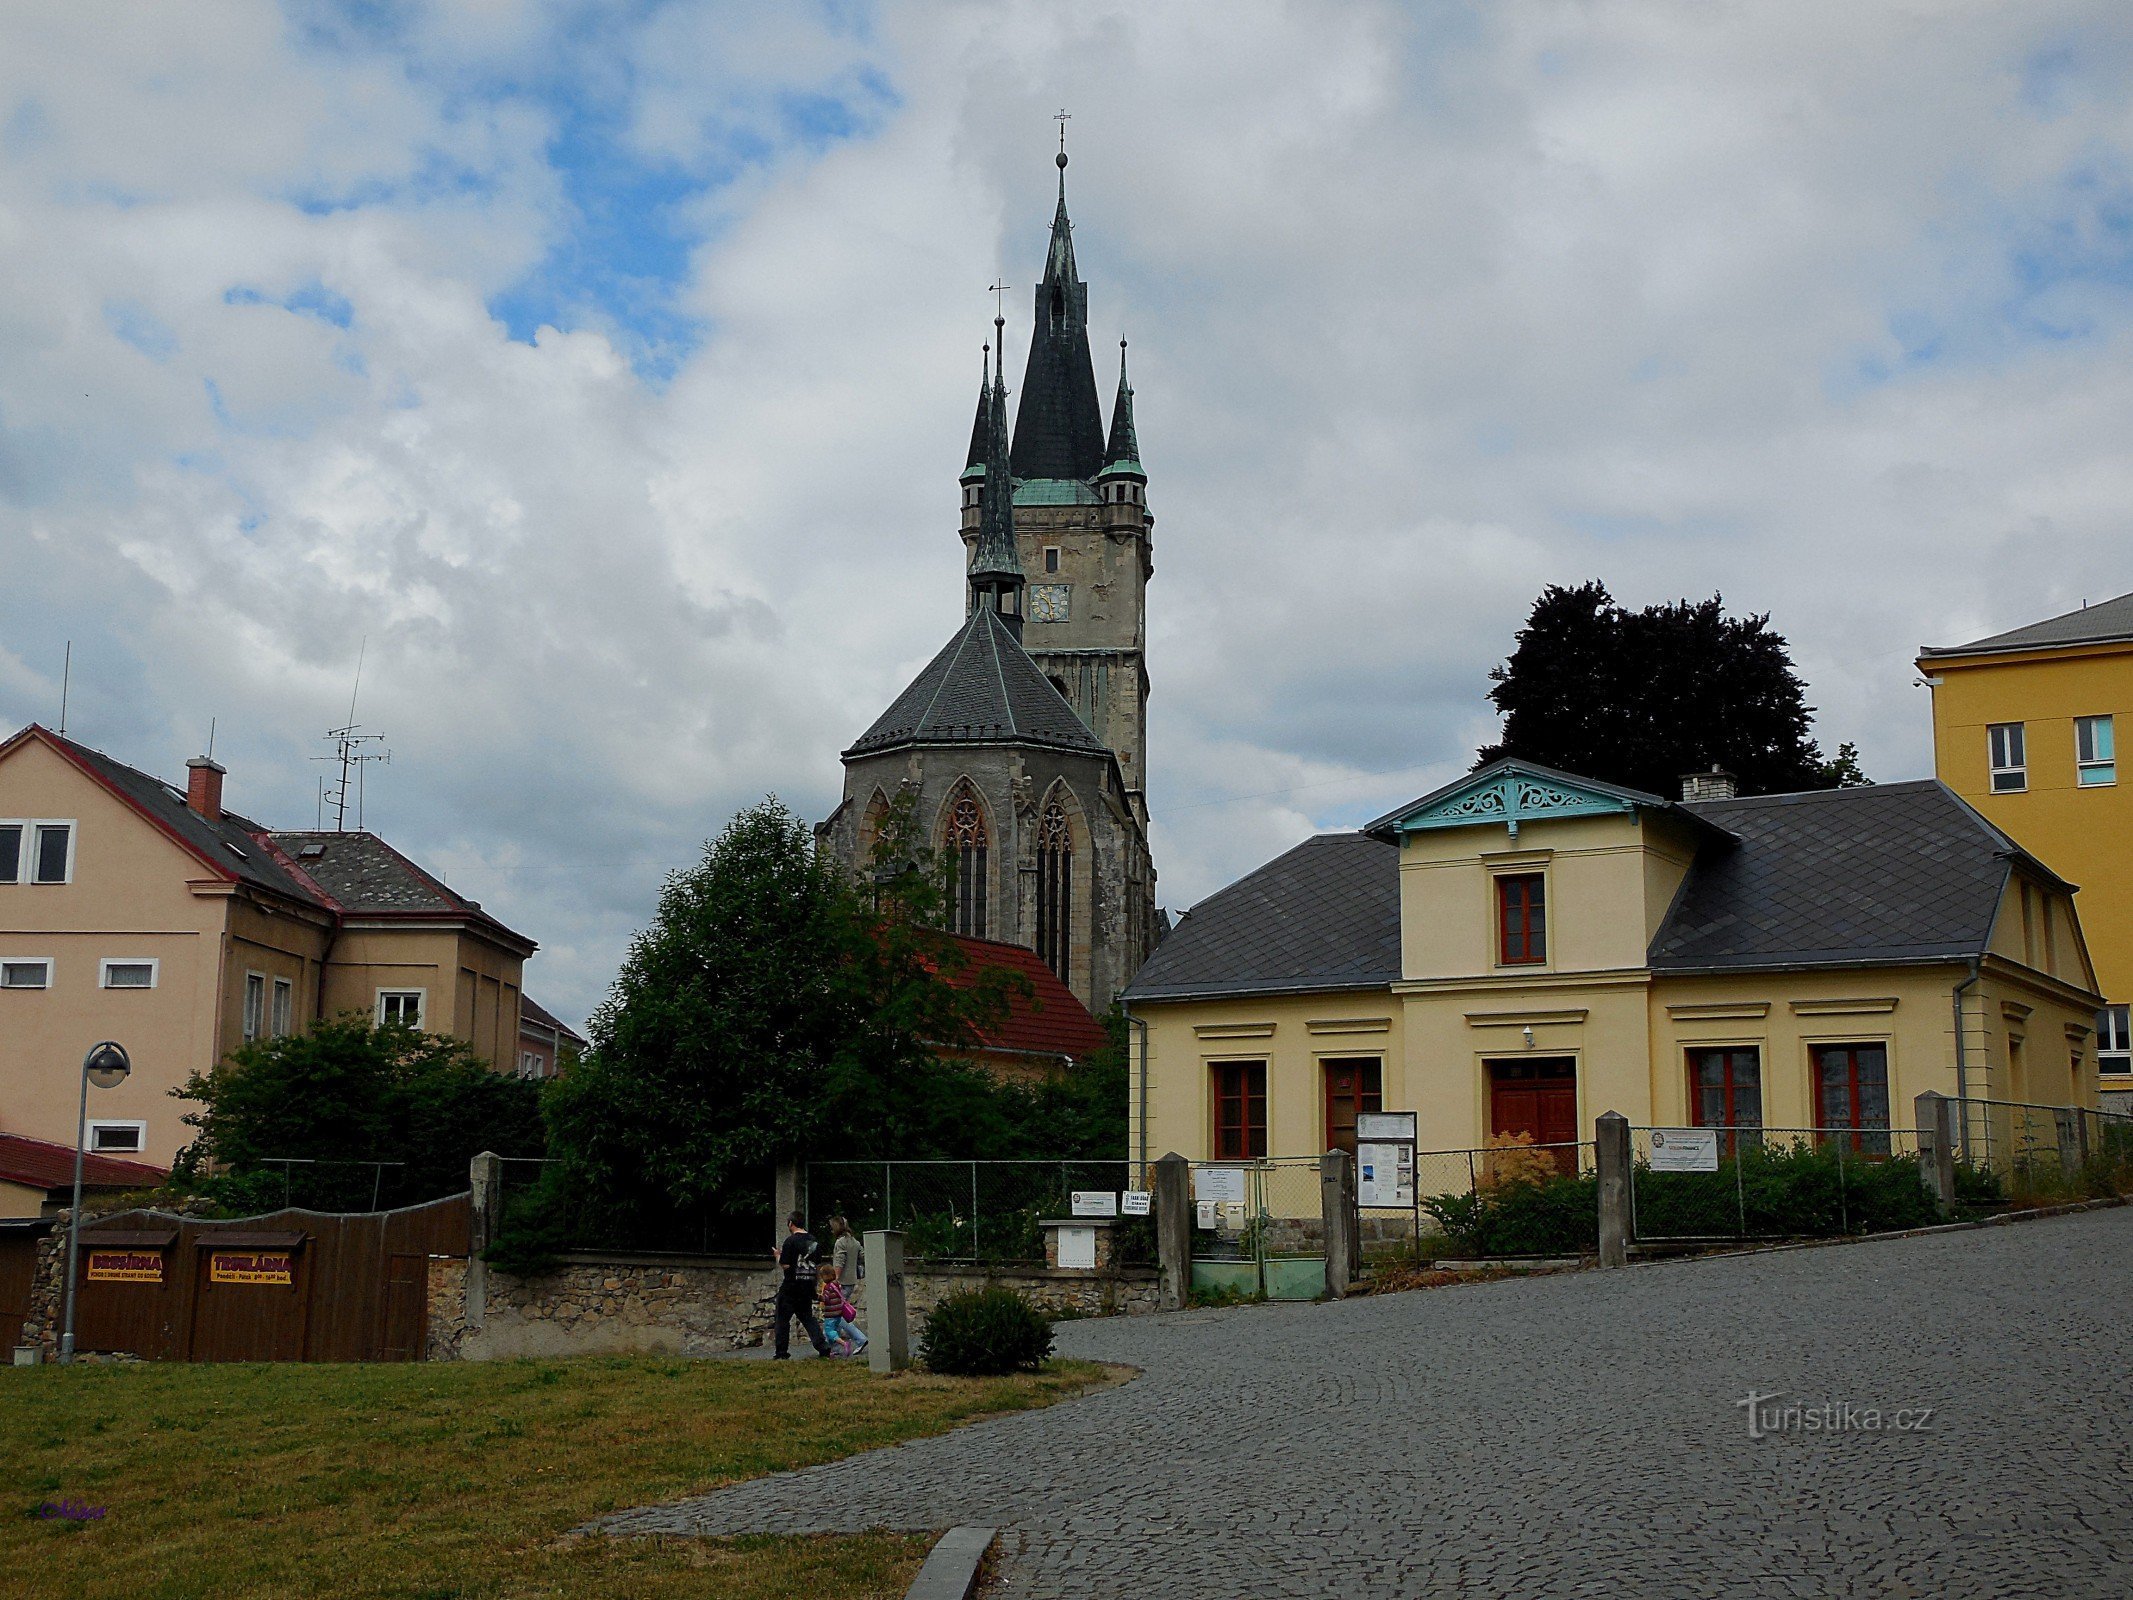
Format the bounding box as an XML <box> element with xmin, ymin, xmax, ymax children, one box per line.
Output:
<box><xmin>771</xmin><ymin>1211</ymin><xmax>831</xmax><ymax>1359</ymax></box>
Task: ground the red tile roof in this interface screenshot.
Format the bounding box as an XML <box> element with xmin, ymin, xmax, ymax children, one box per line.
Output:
<box><xmin>0</xmin><ymin>1133</ymin><xmax>167</xmax><ymax>1193</ymax></box>
<box><xmin>941</xmin><ymin>935</ymin><xmax>1110</xmax><ymax>1061</ymax></box>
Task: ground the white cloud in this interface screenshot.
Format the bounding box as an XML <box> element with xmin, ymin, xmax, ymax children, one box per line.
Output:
<box><xmin>5</xmin><ymin>1</ymin><xmax>2133</xmax><ymax>1024</ymax></box>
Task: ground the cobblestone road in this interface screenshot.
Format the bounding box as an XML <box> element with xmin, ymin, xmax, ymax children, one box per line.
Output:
<box><xmin>602</xmin><ymin>1209</ymin><xmax>2133</xmax><ymax>1597</ymax></box>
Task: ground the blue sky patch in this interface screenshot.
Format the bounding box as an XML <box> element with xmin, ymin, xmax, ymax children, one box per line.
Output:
<box><xmin>105</xmin><ymin>303</ymin><xmax>177</xmax><ymax>361</ymax></box>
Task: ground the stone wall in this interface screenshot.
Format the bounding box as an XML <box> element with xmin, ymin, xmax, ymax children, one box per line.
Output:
<box><xmin>430</xmin><ymin>1249</ymin><xmax>1158</xmax><ymax>1361</ymax></box>
<box><xmin>17</xmin><ymin>1228</ymin><xmax>64</xmax><ymax>1355</ymax></box>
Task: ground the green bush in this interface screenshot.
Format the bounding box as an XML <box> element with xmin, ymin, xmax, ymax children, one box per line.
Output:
<box><xmin>1422</xmin><ymin>1172</ymin><xmax>1598</xmax><ymax>1257</ymax></box>
<box><xmin>1637</xmin><ymin>1141</ymin><xmax>1941</xmax><ymax>1239</ymax></box>
<box><xmin>916</xmin><ymin>1287</ymin><xmax>1054</xmax><ymax>1375</ymax></box>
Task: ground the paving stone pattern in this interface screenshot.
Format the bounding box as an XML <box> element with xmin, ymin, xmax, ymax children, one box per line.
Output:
<box><xmin>601</xmin><ymin>1210</ymin><xmax>2133</xmax><ymax>1598</ymax></box>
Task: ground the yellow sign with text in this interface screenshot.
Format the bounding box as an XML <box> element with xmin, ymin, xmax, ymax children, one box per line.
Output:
<box><xmin>86</xmin><ymin>1249</ymin><xmax>164</xmax><ymax>1284</ymax></box>
<box><xmin>209</xmin><ymin>1251</ymin><xmax>294</xmax><ymax>1286</ymax></box>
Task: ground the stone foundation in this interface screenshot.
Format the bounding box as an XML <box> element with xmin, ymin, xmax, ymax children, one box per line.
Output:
<box><xmin>431</xmin><ymin>1250</ymin><xmax>1158</xmax><ymax>1361</ymax></box>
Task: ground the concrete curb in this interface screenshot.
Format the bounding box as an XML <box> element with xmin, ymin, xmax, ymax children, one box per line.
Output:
<box><xmin>906</xmin><ymin>1526</ymin><xmax>996</xmax><ymax>1600</ymax></box>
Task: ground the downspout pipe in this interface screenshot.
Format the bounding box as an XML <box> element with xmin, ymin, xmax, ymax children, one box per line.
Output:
<box><xmin>1953</xmin><ymin>956</ymin><xmax>1981</xmax><ymax>1160</ymax></box>
<box><xmin>1123</xmin><ymin>1001</ymin><xmax>1151</xmax><ymax>1183</ymax></box>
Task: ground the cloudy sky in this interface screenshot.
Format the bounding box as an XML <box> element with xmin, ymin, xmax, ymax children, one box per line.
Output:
<box><xmin>5</xmin><ymin>2</ymin><xmax>2131</xmax><ymax>1025</ymax></box>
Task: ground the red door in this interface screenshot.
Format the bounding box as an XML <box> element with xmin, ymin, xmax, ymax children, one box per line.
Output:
<box><xmin>1488</xmin><ymin>1059</ymin><xmax>1578</xmax><ymax>1173</ymax></box>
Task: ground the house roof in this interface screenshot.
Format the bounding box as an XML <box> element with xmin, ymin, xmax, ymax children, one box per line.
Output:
<box><xmin>941</xmin><ymin>934</ymin><xmax>1110</xmax><ymax>1060</ymax></box>
<box><xmin>1</xmin><ymin>725</ymin><xmax>533</xmax><ymax>951</ymax></box>
<box><xmin>0</xmin><ymin>1132</ymin><xmax>167</xmax><ymax>1192</ymax></box>
<box><xmin>1365</xmin><ymin>757</ymin><xmax>1733</xmax><ymax>845</ymax></box>
<box><xmin>520</xmin><ymin>993</ymin><xmax>587</xmax><ymax>1049</ymax></box>
<box><xmin>845</xmin><ymin>605</ymin><xmax>1108</xmax><ymax>760</ymax></box>
<box><xmin>1128</xmin><ymin>777</ymin><xmax>2074</xmax><ymax>1003</ymax></box>
<box><xmin>1919</xmin><ymin>590</ymin><xmax>2133</xmax><ymax>659</ymax></box>
<box><xmin>1122</xmin><ymin>833</ymin><xmax>1403</xmax><ymax>1003</ymax></box>
<box><xmin>1650</xmin><ymin>779</ymin><xmax>2057</xmax><ymax>973</ymax></box>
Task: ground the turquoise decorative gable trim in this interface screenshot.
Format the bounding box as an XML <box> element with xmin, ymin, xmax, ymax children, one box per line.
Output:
<box><xmin>1388</xmin><ymin>771</ymin><xmax>1634</xmax><ymax>838</ymax></box>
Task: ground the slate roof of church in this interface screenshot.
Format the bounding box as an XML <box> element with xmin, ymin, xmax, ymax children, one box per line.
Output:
<box><xmin>844</xmin><ymin>605</ymin><xmax>1108</xmax><ymax>759</ymax></box>
<box><xmin>1122</xmin><ymin>833</ymin><xmax>1403</xmax><ymax>1001</ymax></box>
<box><xmin>1649</xmin><ymin>779</ymin><xmax>2060</xmax><ymax>972</ymax></box>
<box><xmin>1918</xmin><ymin>589</ymin><xmax>2133</xmax><ymax>658</ymax></box>
<box><xmin>1011</xmin><ymin>170</ymin><xmax>1106</xmax><ymax>484</ymax></box>
<box><xmin>1125</xmin><ymin>779</ymin><xmax>2072</xmax><ymax>1001</ymax></box>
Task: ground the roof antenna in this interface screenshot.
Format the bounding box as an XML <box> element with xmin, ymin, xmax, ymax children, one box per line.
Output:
<box><xmin>57</xmin><ymin>641</ymin><xmax>70</xmax><ymax>737</ymax></box>
<box><xmin>314</xmin><ymin>636</ymin><xmax>389</xmax><ymax>833</ymax></box>
<box><xmin>206</xmin><ymin>716</ymin><xmax>216</xmax><ymax>760</ymax></box>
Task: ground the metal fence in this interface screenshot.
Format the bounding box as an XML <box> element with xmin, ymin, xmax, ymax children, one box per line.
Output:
<box><xmin>1628</xmin><ymin>1125</ymin><xmax>1932</xmax><ymax>1242</ymax></box>
<box><xmin>805</xmin><ymin>1160</ymin><xmax>1153</xmax><ymax>1265</ymax></box>
<box><xmin>1948</xmin><ymin>1097</ymin><xmax>2133</xmax><ymax>1205</ymax></box>
<box><xmin>1408</xmin><ymin>1141</ymin><xmax>1598</xmax><ymax>1259</ymax></box>
<box><xmin>1187</xmin><ymin>1157</ymin><xmax>1327</xmax><ymax>1300</ymax></box>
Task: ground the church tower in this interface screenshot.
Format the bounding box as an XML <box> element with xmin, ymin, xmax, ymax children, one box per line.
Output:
<box><xmin>965</xmin><ymin>146</ymin><xmax>1155</xmax><ymax>824</ymax></box>
<box><xmin>821</xmin><ymin>147</ymin><xmax>1159</xmax><ymax>1016</ymax></box>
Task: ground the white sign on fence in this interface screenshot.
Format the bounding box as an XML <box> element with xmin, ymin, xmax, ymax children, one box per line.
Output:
<box><xmin>1357</xmin><ymin>1140</ymin><xmax>1415</xmax><ymax>1208</ymax></box>
<box><xmin>1357</xmin><ymin>1111</ymin><xmax>1418</xmax><ymax>1142</ymax></box>
<box><xmin>1193</xmin><ymin>1166</ymin><xmax>1249</xmax><ymax>1204</ymax></box>
<box><xmin>1071</xmin><ymin>1190</ymin><xmax>1118</xmax><ymax>1218</ymax></box>
<box><xmin>1647</xmin><ymin>1127</ymin><xmax>1721</xmax><ymax>1173</ymax></box>
<box><xmin>1120</xmin><ymin>1190</ymin><xmax>1152</xmax><ymax>1216</ymax></box>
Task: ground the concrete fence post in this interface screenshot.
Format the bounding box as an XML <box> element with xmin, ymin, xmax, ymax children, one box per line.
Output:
<box><xmin>1915</xmin><ymin>1092</ymin><xmax>1957</xmax><ymax>1215</ymax></box>
<box><xmin>1153</xmin><ymin>1152</ymin><xmax>1191</xmax><ymax>1312</ymax></box>
<box><xmin>466</xmin><ymin>1150</ymin><xmax>504</xmax><ymax>1330</ymax></box>
<box><xmin>2053</xmin><ymin>1109</ymin><xmax>2083</xmax><ymax>1179</ymax></box>
<box><xmin>1320</xmin><ymin>1149</ymin><xmax>1358</xmax><ymax>1299</ymax></box>
<box><xmin>864</xmin><ymin>1229</ymin><xmax>909</xmax><ymax>1374</ymax></box>
<box><xmin>1595</xmin><ymin>1113</ymin><xmax>1631</xmax><ymax>1268</ymax></box>
<box><xmin>775</xmin><ymin>1159</ymin><xmax>802</xmax><ymax>1244</ymax></box>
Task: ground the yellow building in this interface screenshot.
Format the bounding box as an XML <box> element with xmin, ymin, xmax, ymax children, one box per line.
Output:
<box><xmin>1123</xmin><ymin>760</ymin><xmax>2101</xmax><ymax>1168</ymax></box>
<box><xmin>1919</xmin><ymin>591</ymin><xmax>2132</xmax><ymax>1109</ymax></box>
<box><xmin>0</xmin><ymin>725</ymin><xmax>539</xmax><ymax>1174</ymax></box>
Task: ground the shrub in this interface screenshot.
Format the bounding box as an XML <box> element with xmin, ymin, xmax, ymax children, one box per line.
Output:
<box><xmin>916</xmin><ymin>1287</ymin><xmax>1054</xmax><ymax>1376</ymax></box>
<box><xmin>1422</xmin><ymin>1171</ymin><xmax>1598</xmax><ymax>1257</ymax></box>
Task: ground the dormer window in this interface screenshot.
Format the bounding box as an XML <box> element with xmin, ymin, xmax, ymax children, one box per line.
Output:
<box><xmin>1497</xmin><ymin>874</ymin><xmax>1546</xmax><ymax>965</ymax></box>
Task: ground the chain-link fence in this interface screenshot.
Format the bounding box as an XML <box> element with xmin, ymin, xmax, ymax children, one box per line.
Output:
<box><xmin>805</xmin><ymin>1160</ymin><xmax>1154</xmax><ymax>1265</ymax></box>
<box><xmin>1628</xmin><ymin>1125</ymin><xmax>1935</xmax><ymax>1242</ymax></box>
<box><xmin>1948</xmin><ymin>1098</ymin><xmax>2133</xmax><ymax>1207</ymax></box>
<box><xmin>1184</xmin><ymin>1158</ymin><xmax>1327</xmax><ymax>1300</ymax></box>
<box><xmin>1410</xmin><ymin>1141</ymin><xmax>1598</xmax><ymax>1259</ymax></box>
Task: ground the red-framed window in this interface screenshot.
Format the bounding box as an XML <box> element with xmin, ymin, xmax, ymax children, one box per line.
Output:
<box><xmin>1322</xmin><ymin>1058</ymin><xmax>1383</xmax><ymax>1157</ymax></box>
<box><xmin>1213</xmin><ymin>1062</ymin><xmax>1267</xmax><ymax>1160</ymax></box>
<box><xmin>1688</xmin><ymin>1048</ymin><xmax>1763</xmax><ymax>1154</ymax></box>
<box><xmin>1814</xmin><ymin>1043</ymin><xmax>1891</xmax><ymax>1156</ymax></box>
<box><xmin>1497</xmin><ymin>874</ymin><xmax>1546</xmax><ymax>965</ymax></box>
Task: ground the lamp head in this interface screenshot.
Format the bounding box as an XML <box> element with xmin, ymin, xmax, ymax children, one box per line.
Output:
<box><xmin>84</xmin><ymin>1041</ymin><xmax>131</xmax><ymax>1090</ymax></box>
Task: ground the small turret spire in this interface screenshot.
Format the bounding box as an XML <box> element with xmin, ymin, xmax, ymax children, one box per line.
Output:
<box><xmin>963</xmin><ymin>343</ymin><xmax>991</xmax><ymax>475</ymax></box>
<box><xmin>968</xmin><ymin>335</ymin><xmax>1024</xmax><ymax>639</ymax></box>
<box><xmin>1101</xmin><ymin>338</ymin><xmax>1143</xmax><ymax>478</ymax></box>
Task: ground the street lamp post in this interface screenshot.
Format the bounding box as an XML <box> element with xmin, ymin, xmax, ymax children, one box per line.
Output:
<box><xmin>59</xmin><ymin>1040</ymin><xmax>132</xmax><ymax>1365</ymax></box>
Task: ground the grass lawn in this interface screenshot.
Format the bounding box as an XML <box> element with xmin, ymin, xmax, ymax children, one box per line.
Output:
<box><xmin>1</xmin><ymin>1355</ymin><xmax>1110</xmax><ymax>1600</ymax></box>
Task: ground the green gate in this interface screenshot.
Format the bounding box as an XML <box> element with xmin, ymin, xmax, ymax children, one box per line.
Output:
<box><xmin>1187</xmin><ymin>1159</ymin><xmax>1326</xmax><ymax>1301</ymax></box>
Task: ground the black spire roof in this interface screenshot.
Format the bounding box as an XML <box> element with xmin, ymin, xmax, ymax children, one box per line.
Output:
<box><xmin>968</xmin><ymin>365</ymin><xmax>1022</xmax><ymax>592</ymax></box>
<box><xmin>1011</xmin><ymin>155</ymin><xmax>1106</xmax><ymax>483</ymax></box>
<box><xmin>1100</xmin><ymin>339</ymin><xmax>1142</xmax><ymax>477</ymax></box>
<box><xmin>962</xmin><ymin>348</ymin><xmax>990</xmax><ymax>478</ymax></box>
<box><xmin>844</xmin><ymin>605</ymin><xmax>1107</xmax><ymax>759</ymax></box>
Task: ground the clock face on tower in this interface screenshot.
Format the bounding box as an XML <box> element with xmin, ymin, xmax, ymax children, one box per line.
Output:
<box><xmin>1029</xmin><ymin>584</ymin><xmax>1071</xmax><ymax>623</ymax></box>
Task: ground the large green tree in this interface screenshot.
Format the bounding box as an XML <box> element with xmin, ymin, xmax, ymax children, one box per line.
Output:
<box><xmin>173</xmin><ymin>1017</ymin><xmax>544</xmax><ymax>1213</ymax></box>
<box><xmin>1477</xmin><ymin>581</ymin><xmax>1870</xmax><ymax>797</ymax></box>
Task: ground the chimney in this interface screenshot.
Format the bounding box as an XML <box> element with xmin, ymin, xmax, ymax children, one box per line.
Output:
<box><xmin>1680</xmin><ymin>766</ymin><xmax>1738</xmax><ymax>803</ymax></box>
<box><xmin>186</xmin><ymin>756</ymin><xmax>227</xmax><ymax>823</ymax></box>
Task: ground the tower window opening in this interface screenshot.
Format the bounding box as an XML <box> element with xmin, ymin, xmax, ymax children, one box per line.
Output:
<box><xmin>945</xmin><ymin>792</ymin><xmax>990</xmax><ymax>939</ymax></box>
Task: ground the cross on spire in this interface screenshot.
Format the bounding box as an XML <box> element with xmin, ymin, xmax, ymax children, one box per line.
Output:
<box><xmin>1055</xmin><ymin>107</ymin><xmax>1071</xmax><ymax>154</ymax></box>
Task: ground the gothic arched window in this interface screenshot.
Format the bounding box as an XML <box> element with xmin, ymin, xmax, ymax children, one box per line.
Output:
<box><xmin>1036</xmin><ymin>801</ymin><xmax>1073</xmax><ymax>983</ymax></box>
<box><xmin>944</xmin><ymin>790</ymin><xmax>989</xmax><ymax>939</ymax></box>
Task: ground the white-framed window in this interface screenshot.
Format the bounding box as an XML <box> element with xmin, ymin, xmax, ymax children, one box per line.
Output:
<box><xmin>2100</xmin><ymin>1004</ymin><xmax>2132</xmax><ymax>1076</ymax></box>
<box><xmin>377</xmin><ymin>989</ymin><xmax>425</xmax><ymax>1029</ymax></box>
<box><xmin>242</xmin><ymin>971</ymin><xmax>265</xmax><ymax>1042</ymax></box>
<box><xmin>517</xmin><ymin>1050</ymin><xmax>545</xmax><ymax>1080</ymax></box>
<box><xmin>0</xmin><ymin>819</ymin><xmax>74</xmax><ymax>884</ymax></box>
<box><xmin>271</xmin><ymin>977</ymin><xmax>294</xmax><ymax>1038</ymax></box>
<box><xmin>87</xmin><ymin>1120</ymin><xmax>147</xmax><ymax>1155</ymax></box>
<box><xmin>2076</xmin><ymin>715</ymin><xmax>2116</xmax><ymax>787</ymax></box>
<box><xmin>100</xmin><ymin>958</ymin><xmax>159</xmax><ymax>990</ymax></box>
<box><xmin>1</xmin><ymin>957</ymin><xmax>52</xmax><ymax>989</ymax></box>
<box><xmin>1987</xmin><ymin>723</ymin><xmax>2027</xmax><ymax>793</ymax></box>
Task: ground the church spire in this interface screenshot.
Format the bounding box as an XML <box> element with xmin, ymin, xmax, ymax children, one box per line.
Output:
<box><xmin>963</xmin><ymin>344</ymin><xmax>991</xmax><ymax>477</ymax></box>
<box><xmin>1011</xmin><ymin>140</ymin><xmax>1106</xmax><ymax>483</ymax></box>
<box><xmin>968</xmin><ymin>332</ymin><xmax>1025</xmax><ymax>640</ymax></box>
<box><xmin>1100</xmin><ymin>339</ymin><xmax>1143</xmax><ymax>478</ymax></box>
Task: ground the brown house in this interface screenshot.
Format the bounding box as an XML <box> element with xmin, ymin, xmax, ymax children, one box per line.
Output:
<box><xmin>0</xmin><ymin>725</ymin><xmax>537</xmax><ymax>1168</ymax></box>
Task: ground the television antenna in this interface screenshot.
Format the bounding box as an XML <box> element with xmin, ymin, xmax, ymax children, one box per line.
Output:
<box><xmin>313</xmin><ymin>638</ymin><xmax>389</xmax><ymax>832</ymax></box>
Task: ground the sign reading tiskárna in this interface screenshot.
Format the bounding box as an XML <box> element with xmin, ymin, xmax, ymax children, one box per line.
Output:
<box><xmin>210</xmin><ymin>1250</ymin><xmax>295</xmax><ymax>1285</ymax></box>
<box><xmin>86</xmin><ymin>1249</ymin><xmax>164</xmax><ymax>1284</ymax></box>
